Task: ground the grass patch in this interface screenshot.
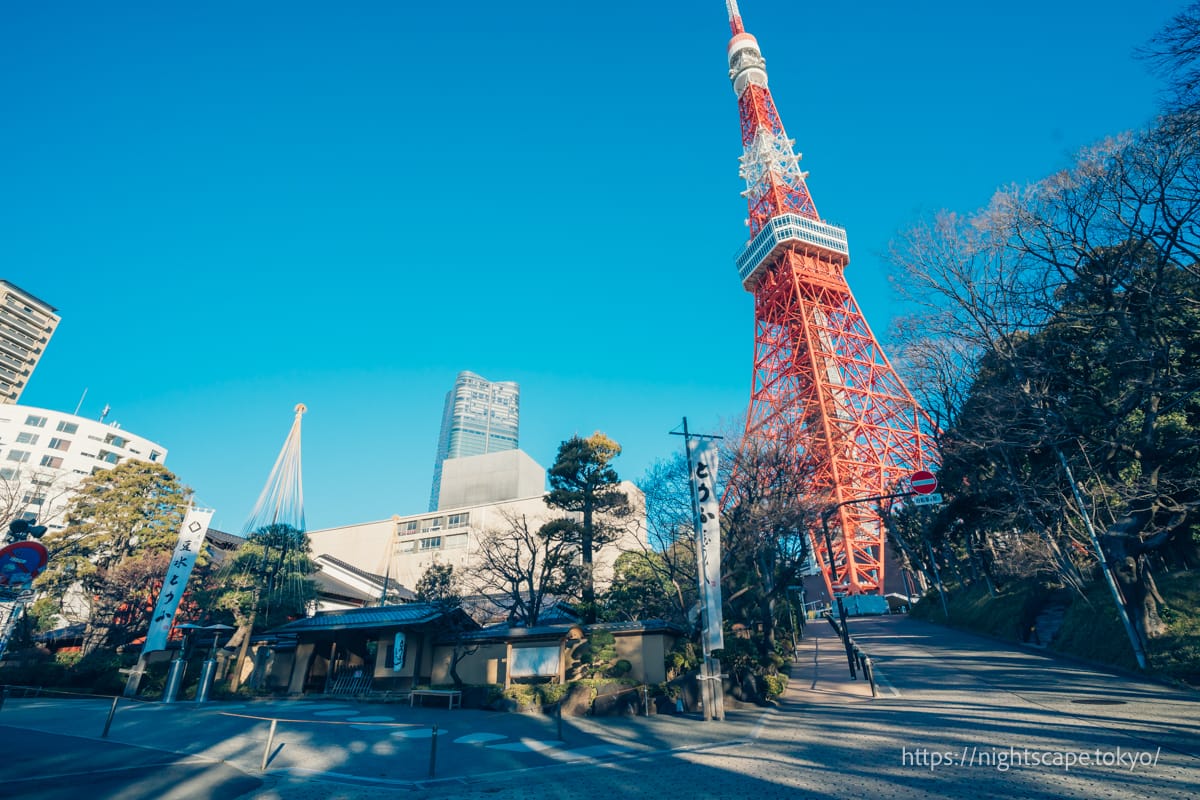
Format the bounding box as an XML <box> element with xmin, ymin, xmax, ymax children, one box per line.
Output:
<box><xmin>910</xmin><ymin>579</ymin><xmax>1050</xmax><ymax>641</ymax></box>
<box><xmin>1048</xmin><ymin>580</ymin><xmax>1140</xmax><ymax>672</ymax></box>
<box><xmin>1146</xmin><ymin>571</ymin><xmax>1200</xmax><ymax>686</ymax></box>
<box><xmin>912</xmin><ymin>569</ymin><xmax>1200</xmax><ymax>686</ymax></box>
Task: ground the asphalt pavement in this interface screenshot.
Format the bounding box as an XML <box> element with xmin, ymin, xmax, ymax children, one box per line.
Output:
<box><xmin>2</xmin><ymin>615</ymin><xmax>1198</xmax><ymax>799</ymax></box>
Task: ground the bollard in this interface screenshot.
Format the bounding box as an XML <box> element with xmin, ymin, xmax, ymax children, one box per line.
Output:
<box><xmin>162</xmin><ymin>659</ymin><xmax>186</xmax><ymax>704</ymax></box>
<box><xmin>101</xmin><ymin>696</ymin><xmax>119</xmax><ymax>738</ymax></box>
<box><xmin>428</xmin><ymin>724</ymin><xmax>438</xmax><ymax>777</ymax></box>
<box><xmin>195</xmin><ymin>660</ymin><xmax>217</xmax><ymax>703</ymax></box>
<box><xmin>864</xmin><ymin>658</ymin><xmax>878</xmax><ymax>698</ymax></box>
<box><xmin>261</xmin><ymin>719</ymin><xmax>278</xmax><ymax>772</ymax></box>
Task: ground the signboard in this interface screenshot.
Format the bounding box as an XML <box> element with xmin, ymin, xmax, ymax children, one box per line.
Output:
<box><xmin>912</xmin><ymin>492</ymin><xmax>943</xmax><ymax>506</ymax></box>
<box><xmin>392</xmin><ymin>632</ymin><xmax>407</xmax><ymax>671</ymax></box>
<box><xmin>689</xmin><ymin>439</ymin><xmax>724</xmax><ymax>652</ymax></box>
<box><xmin>142</xmin><ymin>507</ymin><xmax>214</xmax><ymax>652</ymax></box>
<box><xmin>510</xmin><ymin>645</ymin><xmax>561</xmax><ymax>678</ymax></box>
<box><xmin>910</xmin><ymin>470</ymin><xmax>938</xmax><ymax>495</ymax></box>
<box><xmin>0</xmin><ymin>540</ymin><xmax>49</xmax><ymax>600</ymax></box>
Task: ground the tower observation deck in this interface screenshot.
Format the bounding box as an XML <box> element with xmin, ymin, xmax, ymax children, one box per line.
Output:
<box><xmin>722</xmin><ymin>1</ymin><xmax>938</xmax><ymax>596</ymax></box>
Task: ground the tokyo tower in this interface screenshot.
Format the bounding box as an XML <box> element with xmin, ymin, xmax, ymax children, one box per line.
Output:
<box><xmin>722</xmin><ymin>1</ymin><xmax>938</xmax><ymax>596</ymax></box>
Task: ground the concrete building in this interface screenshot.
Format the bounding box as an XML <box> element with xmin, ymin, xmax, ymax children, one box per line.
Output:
<box><xmin>436</xmin><ymin>449</ymin><xmax>545</xmax><ymax>510</ymax></box>
<box><xmin>429</xmin><ymin>371</ymin><xmax>519</xmax><ymax>510</ymax></box>
<box><xmin>0</xmin><ymin>404</ymin><xmax>167</xmax><ymax>534</ymax></box>
<box><xmin>309</xmin><ymin>452</ymin><xmax>645</xmax><ymax>605</ymax></box>
<box><xmin>0</xmin><ymin>281</ymin><xmax>60</xmax><ymax>405</ymax></box>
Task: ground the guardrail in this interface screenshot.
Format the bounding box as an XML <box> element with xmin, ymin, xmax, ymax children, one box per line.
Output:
<box><xmin>823</xmin><ymin>614</ymin><xmax>878</xmax><ymax>698</ymax></box>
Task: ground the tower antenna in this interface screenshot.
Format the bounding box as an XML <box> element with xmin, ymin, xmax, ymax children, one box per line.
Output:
<box><xmin>725</xmin><ymin>0</ymin><xmax>745</xmax><ymax>34</ymax></box>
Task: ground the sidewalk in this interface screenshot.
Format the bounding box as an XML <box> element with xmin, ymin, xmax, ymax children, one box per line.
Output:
<box><xmin>0</xmin><ymin>628</ymin><xmax>881</xmax><ymax>798</ymax></box>
<box><xmin>786</xmin><ymin>616</ymin><xmax>877</xmax><ymax>703</ymax></box>
<box><xmin>0</xmin><ymin>687</ymin><xmax>770</xmax><ymax>796</ymax></box>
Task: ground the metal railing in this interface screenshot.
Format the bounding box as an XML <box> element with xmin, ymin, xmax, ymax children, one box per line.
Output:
<box><xmin>824</xmin><ymin>613</ymin><xmax>878</xmax><ymax>698</ymax></box>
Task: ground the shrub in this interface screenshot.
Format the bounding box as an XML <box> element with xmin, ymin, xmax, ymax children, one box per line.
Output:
<box><xmin>665</xmin><ymin>639</ymin><xmax>699</xmax><ymax>679</ymax></box>
<box><xmin>607</xmin><ymin>659</ymin><xmax>632</xmax><ymax>678</ymax></box>
<box><xmin>574</xmin><ymin>631</ymin><xmax>618</xmax><ymax>679</ymax></box>
<box><xmin>758</xmin><ymin>673</ymin><xmax>787</xmax><ymax>698</ymax></box>
<box><xmin>504</xmin><ymin>684</ymin><xmax>538</xmax><ymax>709</ymax></box>
<box><xmin>503</xmin><ymin>681</ymin><xmax>570</xmax><ymax>709</ymax></box>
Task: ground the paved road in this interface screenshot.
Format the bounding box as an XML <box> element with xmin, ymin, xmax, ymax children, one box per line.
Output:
<box><xmin>1</xmin><ymin>616</ymin><xmax>1197</xmax><ymax>799</ymax></box>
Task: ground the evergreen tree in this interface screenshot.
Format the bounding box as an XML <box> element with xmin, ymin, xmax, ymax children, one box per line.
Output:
<box><xmin>545</xmin><ymin>432</ymin><xmax>631</xmax><ymax>624</ymax></box>
<box><xmin>37</xmin><ymin>460</ymin><xmax>191</xmax><ymax>653</ymax></box>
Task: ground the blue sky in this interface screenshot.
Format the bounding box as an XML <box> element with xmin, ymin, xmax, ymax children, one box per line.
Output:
<box><xmin>3</xmin><ymin>0</ymin><xmax>1182</xmax><ymax>533</ymax></box>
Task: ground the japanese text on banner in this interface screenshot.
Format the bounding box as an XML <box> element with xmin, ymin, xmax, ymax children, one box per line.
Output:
<box><xmin>689</xmin><ymin>439</ymin><xmax>724</xmax><ymax>652</ymax></box>
<box><xmin>143</xmin><ymin>508</ymin><xmax>214</xmax><ymax>652</ymax></box>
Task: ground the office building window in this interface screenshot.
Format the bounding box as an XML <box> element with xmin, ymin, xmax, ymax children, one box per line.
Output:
<box><xmin>48</xmin><ymin>438</ymin><xmax>71</xmax><ymax>452</ymax></box>
<box><xmin>150</xmin><ymin>451</ymin><xmax>161</xmax><ymax>462</ymax></box>
<box><xmin>444</xmin><ymin>533</ymin><xmax>469</xmax><ymax>549</ymax></box>
<box><xmin>6</xmin><ymin>450</ymin><xmax>30</xmax><ymax>463</ymax></box>
<box><xmin>16</xmin><ymin>432</ymin><xmax>38</xmax><ymax>445</ymax></box>
<box><xmin>97</xmin><ymin>450</ymin><xmax>120</xmax><ymax>464</ymax></box>
<box><xmin>104</xmin><ymin>433</ymin><xmax>128</xmax><ymax>448</ymax></box>
<box><xmin>420</xmin><ymin>517</ymin><xmax>443</xmax><ymax>533</ymax></box>
<box><xmin>39</xmin><ymin>455</ymin><xmax>63</xmax><ymax>468</ymax></box>
<box><xmin>401</xmin><ymin>520</ymin><xmax>419</xmax><ymax>534</ymax></box>
<box><xmin>56</xmin><ymin>421</ymin><xmax>78</xmax><ymax>434</ymax></box>
<box><xmin>0</xmin><ymin>467</ymin><xmax>15</xmax><ymax>480</ymax></box>
<box><xmin>419</xmin><ymin>536</ymin><xmax>441</xmax><ymax>550</ymax></box>
<box><xmin>398</xmin><ymin>541</ymin><xmax>416</xmax><ymax>553</ymax></box>
<box><xmin>447</xmin><ymin>513</ymin><xmax>470</xmax><ymax>528</ymax></box>
<box><xmin>24</xmin><ymin>415</ymin><xmax>47</xmax><ymax>428</ymax></box>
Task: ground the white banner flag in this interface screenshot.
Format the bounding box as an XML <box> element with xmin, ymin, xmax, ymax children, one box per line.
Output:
<box><xmin>142</xmin><ymin>507</ymin><xmax>213</xmax><ymax>653</ymax></box>
<box><xmin>689</xmin><ymin>439</ymin><xmax>724</xmax><ymax>652</ymax></box>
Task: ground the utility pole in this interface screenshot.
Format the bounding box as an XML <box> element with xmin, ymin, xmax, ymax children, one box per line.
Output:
<box><xmin>1055</xmin><ymin>448</ymin><xmax>1147</xmax><ymax>670</ymax></box>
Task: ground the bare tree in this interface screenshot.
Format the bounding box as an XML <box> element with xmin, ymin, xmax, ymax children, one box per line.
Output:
<box><xmin>629</xmin><ymin>453</ymin><xmax>698</xmax><ymax>625</ymax></box>
<box><xmin>466</xmin><ymin>510</ymin><xmax>579</xmax><ymax>627</ymax></box>
<box><xmin>0</xmin><ymin>466</ymin><xmax>76</xmax><ymax>539</ymax></box>
<box><xmin>1139</xmin><ymin>1</ymin><xmax>1200</xmax><ymax>112</ymax></box>
<box><xmin>720</xmin><ymin>433</ymin><xmax>818</xmax><ymax>659</ymax></box>
<box><xmin>889</xmin><ymin>114</ymin><xmax>1200</xmax><ymax>649</ymax></box>
<box><xmin>415</xmin><ymin>563</ymin><xmax>479</xmax><ymax>687</ymax></box>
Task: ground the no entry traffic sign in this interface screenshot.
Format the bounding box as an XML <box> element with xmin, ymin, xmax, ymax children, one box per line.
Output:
<box><xmin>910</xmin><ymin>470</ymin><xmax>938</xmax><ymax>495</ymax></box>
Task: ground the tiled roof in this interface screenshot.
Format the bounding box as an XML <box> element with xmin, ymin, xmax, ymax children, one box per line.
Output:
<box><xmin>271</xmin><ymin>603</ymin><xmax>445</xmax><ymax>632</ymax></box>
<box><xmin>205</xmin><ymin>528</ymin><xmax>245</xmax><ymax>548</ymax></box>
<box><xmin>459</xmin><ymin>594</ymin><xmax>580</xmax><ymax>626</ymax></box>
<box><xmin>314</xmin><ymin>554</ymin><xmax>416</xmax><ymax>602</ymax></box>
<box><xmin>454</xmin><ymin>618</ymin><xmax>684</xmax><ymax>643</ymax></box>
<box><xmin>317</xmin><ymin>553</ymin><xmax>387</xmax><ymax>584</ymax></box>
<box><xmin>313</xmin><ymin>572</ymin><xmax>377</xmax><ymax>603</ymax></box>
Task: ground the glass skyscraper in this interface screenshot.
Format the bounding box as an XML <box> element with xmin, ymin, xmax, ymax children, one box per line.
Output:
<box><xmin>429</xmin><ymin>371</ymin><xmax>520</xmax><ymax>510</ymax></box>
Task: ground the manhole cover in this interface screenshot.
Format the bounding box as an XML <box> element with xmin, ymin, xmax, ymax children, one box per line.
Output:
<box><xmin>1070</xmin><ymin>698</ymin><xmax>1128</xmax><ymax>705</ymax></box>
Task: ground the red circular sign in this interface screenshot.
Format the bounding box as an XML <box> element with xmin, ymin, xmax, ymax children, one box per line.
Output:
<box><xmin>0</xmin><ymin>540</ymin><xmax>49</xmax><ymax>596</ymax></box>
<box><xmin>910</xmin><ymin>470</ymin><xmax>938</xmax><ymax>495</ymax></box>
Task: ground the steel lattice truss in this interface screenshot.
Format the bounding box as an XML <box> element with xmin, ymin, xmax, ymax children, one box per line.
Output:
<box><xmin>725</xmin><ymin>1</ymin><xmax>938</xmax><ymax>595</ymax></box>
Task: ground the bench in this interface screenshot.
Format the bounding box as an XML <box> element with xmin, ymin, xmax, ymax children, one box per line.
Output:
<box><xmin>409</xmin><ymin>689</ymin><xmax>461</xmax><ymax>709</ymax></box>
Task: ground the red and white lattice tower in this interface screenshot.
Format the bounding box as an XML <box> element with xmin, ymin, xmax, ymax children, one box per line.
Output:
<box><xmin>722</xmin><ymin>1</ymin><xmax>938</xmax><ymax>596</ymax></box>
